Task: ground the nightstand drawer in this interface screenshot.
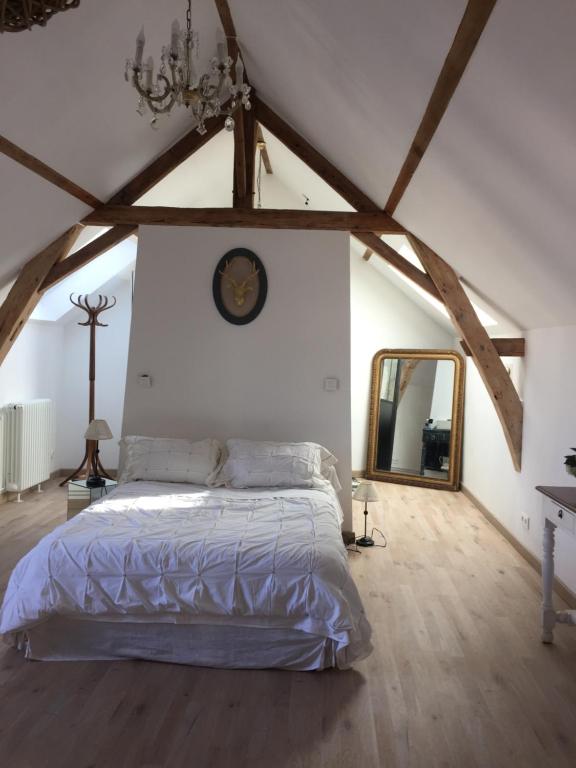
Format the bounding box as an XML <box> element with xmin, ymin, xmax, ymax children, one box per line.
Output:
<box><xmin>544</xmin><ymin>498</ymin><xmax>576</xmax><ymax>535</ymax></box>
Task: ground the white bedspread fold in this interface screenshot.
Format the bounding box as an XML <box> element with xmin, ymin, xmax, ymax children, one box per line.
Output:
<box><xmin>0</xmin><ymin>481</ymin><xmax>372</xmax><ymax>667</ymax></box>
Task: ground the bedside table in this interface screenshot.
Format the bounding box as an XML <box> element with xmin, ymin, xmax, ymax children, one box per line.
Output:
<box><xmin>67</xmin><ymin>478</ymin><xmax>117</xmax><ymax>520</ymax></box>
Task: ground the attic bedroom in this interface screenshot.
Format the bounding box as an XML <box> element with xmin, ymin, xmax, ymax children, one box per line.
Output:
<box><xmin>0</xmin><ymin>1</ymin><xmax>575</xmax><ymax>767</ymax></box>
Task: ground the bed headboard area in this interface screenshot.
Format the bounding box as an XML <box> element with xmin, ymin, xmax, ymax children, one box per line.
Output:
<box><xmin>123</xmin><ymin>227</ymin><xmax>352</xmax><ymax>526</ymax></box>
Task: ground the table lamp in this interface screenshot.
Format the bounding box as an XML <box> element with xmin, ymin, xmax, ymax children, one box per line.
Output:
<box><xmin>84</xmin><ymin>419</ymin><xmax>113</xmax><ymax>487</ymax></box>
<box><xmin>353</xmin><ymin>481</ymin><xmax>380</xmax><ymax>547</ymax></box>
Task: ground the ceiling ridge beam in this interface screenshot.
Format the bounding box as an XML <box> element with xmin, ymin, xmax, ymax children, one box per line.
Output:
<box><xmin>0</xmin><ymin>225</ymin><xmax>82</xmax><ymax>363</ymax></box>
<box><xmin>0</xmin><ymin>134</ymin><xmax>102</xmax><ymax>208</ymax></box>
<box><xmin>385</xmin><ymin>0</ymin><xmax>498</xmax><ymax>214</ymax></box>
<box><xmin>409</xmin><ymin>234</ymin><xmax>523</xmax><ymax>469</ymax></box>
<box><xmin>84</xmin><ymin>206</ymin><xmax>405</xmax><ymax>232</ymax></box>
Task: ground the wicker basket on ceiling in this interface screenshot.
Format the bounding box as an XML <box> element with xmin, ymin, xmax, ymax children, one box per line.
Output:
<box><xmin>0</xmin><ymin>0</ymin><xmax>80</xmax><ymax>33</ymax></box>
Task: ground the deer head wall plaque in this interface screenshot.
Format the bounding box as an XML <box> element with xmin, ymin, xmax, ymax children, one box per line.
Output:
<box><xmin>212</xmin><ymin>249</ymin><xmax>267</xmax><ymax>325</ymax></box>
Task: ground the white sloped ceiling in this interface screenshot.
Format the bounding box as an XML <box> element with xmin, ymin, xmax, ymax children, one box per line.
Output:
<box><xmin>0</xmin><ymin>0</ymin><xmax>575</xmax><ymax>330</ymax></box>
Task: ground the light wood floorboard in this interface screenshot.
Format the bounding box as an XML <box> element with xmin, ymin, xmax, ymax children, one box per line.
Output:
<box><xmin>0</xmin><ymin>481</ymin><xmax>575</xmax><ymax>767</ymax></box>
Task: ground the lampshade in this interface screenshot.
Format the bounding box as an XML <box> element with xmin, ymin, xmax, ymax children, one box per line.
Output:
<box><xmin>84</xmin><ymin>419</ymin><xmax>113</xmax><ymax>441</ymax></box>
<box><xmin>353</xmin><ymin>481</ymin><xmax>379</xmax><ymax>503</ymax></box>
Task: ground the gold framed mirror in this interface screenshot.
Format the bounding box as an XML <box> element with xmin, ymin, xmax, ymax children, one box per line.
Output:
<box><xmin>366</xmin><ymin>349</ymin><xmax>465</xmax><ymax>491</ymax></box>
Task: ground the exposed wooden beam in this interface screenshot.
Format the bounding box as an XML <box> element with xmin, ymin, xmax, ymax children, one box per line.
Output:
<box><xmin>0</xmin><ymin>117</ymin><xmax>227</xmax><ymax>368</ymax></box>
<box><xmin>461</xmin><ymin>337</ymin><xmax>525</xmax><ymax>358</ymax></box>
<box><xmin>256</xmin><ymin>98</ymin><xmax>523</xmax><ymax>468</ymax></box>
<box><xmin>0</xmin><ymin>225</ymin><xmax>82</xmax><ymax>364</ymax></box>
<box><xmin>409</xmin><ymin>234</ymin><xmax>523</xmax><ymax>470</ymax></box>
<box><xmin>354</xmin><ymin>232</ymin><xmax>441</xmax><ymax>300</ymax></box>
<box><xmin>213</xmin><ymin>0</ymin><xmax>242</xmax><ymax>71</ymax></box>
<box><xmin>362</xmin><ymin>248</ymin><xmax>373</xmax><ymax>261</ymax></box>
<box><xmin>255</xmin><ymin>98</ymin><xmax>379</xmax><ymax>213</ymax></box>
<box><xmin>42</xmin><ymin>226</ymin><xmax>138</xmax><ymax>291</ymax></box>
<box><xmin>385</xmin><ymin>0</ymin><xmax>497</xmax><ymax>214</ymax></box>
<box><xmin>256</xmin><ymin>126</ymin><xmax>273</xmax><ymax>174</ymax></box>
<box><xmin>84</xmin><ymin>206</ymin><xmax>406</xmax><ymax>232</ymax></box>
<box><xmin>107</xmin><ymin>115</ymin><xmax>224</xmax><ymax>207</ymax></box>
<box><xmin>0</xmin><ymin>134</ymin><xmax>101</xmax><ymax>208</ymax></box>
<box><xmin>233</xmin><ymin>106</ymin><xmax>257</xmax><ymax>209</ymax></box>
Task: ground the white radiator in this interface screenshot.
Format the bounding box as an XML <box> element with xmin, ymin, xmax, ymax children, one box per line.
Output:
<box><xmin>3</xmin><ymin>399</ymin><xmax>55</xmax><ymax>495</ymax></box>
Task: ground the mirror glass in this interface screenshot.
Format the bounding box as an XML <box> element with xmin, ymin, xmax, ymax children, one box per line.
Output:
<box><xmin>367</xmin><ymin>350</ymin><xmax>464</xmax><ymax>490</ymax></box>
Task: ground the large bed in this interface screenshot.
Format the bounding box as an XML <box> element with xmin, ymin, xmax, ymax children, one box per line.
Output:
<box><xmin>0</xmin><ymin>478</ymin><xmax>372</xmax><ymax>670</ymax></box>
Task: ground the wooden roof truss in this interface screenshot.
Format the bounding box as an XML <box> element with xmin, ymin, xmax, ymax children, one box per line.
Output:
<box><xmin>0</xmin><ymin>0</ymin><xmax>523</xmax><ymax>469</ymax></box>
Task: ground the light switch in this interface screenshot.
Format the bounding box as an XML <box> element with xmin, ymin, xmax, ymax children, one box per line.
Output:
<box><xmin>138</xmin><ymin>374</ymin><xmax>153</xmax><ymax>388</ymax></box>
<box><xmin>323</xmin><ymin>377</ymin><xmax>339</xmax><ymax>392</ymax></box>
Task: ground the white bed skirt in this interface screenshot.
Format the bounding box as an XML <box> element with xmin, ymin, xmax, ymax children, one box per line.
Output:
<box><xmin>15</xmin><ymin>618</ymin><xmax>340</xmax><ymax>671</ymax></box>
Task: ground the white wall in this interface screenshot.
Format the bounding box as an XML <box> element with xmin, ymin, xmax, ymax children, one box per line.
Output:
<box><xmin>0</xmin><ymin>278</ymin><xmax>132</xmax><ymax>476</ymax></box>
<box><xmin>0</xmin><ymin>321</ymin><xmax>64</xmax><ymax>473</ymax></box>
<box><xmin>350</xmin><ymin>253</ymin><xmax>455</xmax><ymax>471</ymax></box>
<box><xmin>463</xmin><ymin>325</ymin><xmax>576</xmax><ymax>593</ymax></box>
<box><xmin>430</xmin><ymin>360</ymin><xmax>455</xmax><ymax>422</ymax></box>
<box><xmin>123</xmin><ymin>227</ymin><xmax>353</xmax><ymax>526</ymax></box>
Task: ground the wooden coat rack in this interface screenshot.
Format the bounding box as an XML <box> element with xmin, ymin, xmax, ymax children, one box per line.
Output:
<box><xmin>60</xmin><ymin>294</ymin><xmax>116</xmax><ymax>486</ymax></box>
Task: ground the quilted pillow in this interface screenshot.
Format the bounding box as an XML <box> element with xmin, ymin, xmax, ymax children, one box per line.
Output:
<box><xmin>219</xmin><ymin>439</ymin><xmax>337</xmax><ymax>489</ymax></box>
<box><xmin>118</xmin><ymin>436</ymin><xmax>222</xmax><ymax>485</ymax></box>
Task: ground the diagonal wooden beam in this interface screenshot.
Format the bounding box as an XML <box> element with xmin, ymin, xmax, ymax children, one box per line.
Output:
<box><xmin>41</xmin><ymin>226</ymin><xmax>138</xmax><ymax>291</ymax></box>
<box><xmin>385</xmin><ymin>0</ymin><xmax>497</xmax><ymax>214</ymax></box>
<box><xmin>0</xmin><ymin>225</ymin><xmax>82</xmax><ymax>364</ymax></box>
<box><xmin>256</xmin><ymin>96</ymin><xmax>523</xmax><ymax>469</ymax></box>
<box><xmin>0</xmin><ymin>116</ymin><xmax>227</xmax><ymax>368</ymax></box>
<box><xmin>461</xmin><ymin>338</ymin><xmax>525</xmax><ymax>358</ymax></box>
<box><xmin>409</xmin><ymin>234</ymin><xmax>523</xmax><ymax>470</ymax></box>
<box><xmin>255</xmin><ymin>98</ymin><xmax>378</xmax><ymax>213</ymax></box>
<box><xmin>84</xmin><ymin>206</ymin><xmax>406</xmax><ymax>232</ymax></box>
<box><xmin>0</xmin><ymin>134</ymin><xmax>102</xmax><ymax>208</ymax></box>
<box><xmin>354</xmin><ymin>232</ymin><xmax>440</xmax><ymax>300</ymax></box>
<box><xmin>233</xmin><ymin>105</ymin><xmax>257</xmax><ymax>209</ymax></box>
<box><xmin>107</xmin><ymin>115</ymin><xmax>224</xmax><ymax>206</ymax></box>
<box><xmin>38</xmin><ymin>116</ymin><xmax>225</xmax><ymax>289</ymax></box>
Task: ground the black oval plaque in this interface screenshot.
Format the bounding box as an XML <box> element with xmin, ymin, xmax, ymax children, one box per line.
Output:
<box><xmin>212</xmin><ymin>248</ymin><xmax>267</xmax><ymax>325</ymax></box>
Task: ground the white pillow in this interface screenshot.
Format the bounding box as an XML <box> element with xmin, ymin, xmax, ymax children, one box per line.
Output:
<box><xmin>118</xmin><ymin>436</ymin><xmax>222</xmax><ymax>485</ymax></box>
<box><xmin>218</xmin><ymin>439</ymin><xmax>337</xmax><ymax>489</ymax></box>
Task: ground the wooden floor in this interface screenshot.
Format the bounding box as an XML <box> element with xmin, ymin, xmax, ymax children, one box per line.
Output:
<box><xmin>1</xmin><ymin>482</ymin><xmax>576</xmax><ymax>768</ymax></box>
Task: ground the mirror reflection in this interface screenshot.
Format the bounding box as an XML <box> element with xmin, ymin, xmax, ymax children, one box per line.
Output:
<box><xmin>367</xmin><ymin>350</ymin><xmax>464</xmax><ymax>490</ymax></box>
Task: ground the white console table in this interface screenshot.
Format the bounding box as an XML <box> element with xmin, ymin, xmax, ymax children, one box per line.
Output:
<box><xmin>537</xmin><ymin>485</ymin><xmax>576</xmax><ymax>643</ymax></box>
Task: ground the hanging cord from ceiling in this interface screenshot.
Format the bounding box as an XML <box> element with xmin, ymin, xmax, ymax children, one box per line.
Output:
<box><xmin>256</xmin><ymin>149</ymin><xmax>263</xmax><ymax>208</ymax></box>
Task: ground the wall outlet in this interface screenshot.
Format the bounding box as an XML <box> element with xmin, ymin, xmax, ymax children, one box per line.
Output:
<box><xmin>521</xmin><ymin>514</ymin><xmax>530</xmax><ymax>532</ymax></box>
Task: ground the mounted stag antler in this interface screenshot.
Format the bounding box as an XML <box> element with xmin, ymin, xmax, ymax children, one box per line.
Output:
<box><xmin>69</xmin><ymin>294</ymin><xmax>117</xmax><ymax>326</ymax></box>
<box><xmin>219</xmin><ymin>260</ymin><xmax>260</xmax><ymax>307</ymax></box>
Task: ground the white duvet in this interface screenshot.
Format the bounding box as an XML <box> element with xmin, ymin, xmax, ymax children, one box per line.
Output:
<box><xmin>0</xmin><ymin>481</ymin><xmax>372</xmax><ymax>667</ymax></box>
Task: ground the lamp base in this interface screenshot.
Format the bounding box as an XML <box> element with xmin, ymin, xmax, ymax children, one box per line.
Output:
<box><xmin>86</xmin><ymin>475</ymin><xmax>105</xmax><ymax>488</ymax></box>
<box><xmin>356</xmin><ymin>535</ymin><xmax>375</xmax><ymax>548</ymax></box>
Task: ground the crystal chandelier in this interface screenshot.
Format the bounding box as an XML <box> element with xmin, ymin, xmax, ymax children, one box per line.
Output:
<box><xmin>124</xmin><ymin>0</ymin><xmax>251</xmax><ymax>134</ymax></box>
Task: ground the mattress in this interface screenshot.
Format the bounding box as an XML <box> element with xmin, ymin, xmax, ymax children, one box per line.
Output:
<box><xmin>0</xmin><ymin>480</ymin><xmax>372</xmax><ymax>669</ymax></box>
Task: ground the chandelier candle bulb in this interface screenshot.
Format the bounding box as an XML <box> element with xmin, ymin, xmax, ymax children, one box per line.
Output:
<box><xmin>216</xmin><ymin>28</ymin><xmax>227</xmax><ymax>61</ymax></box>
<box><xmin>235</xmin><ymin>54</ymin><xmax>244</xmax><ymax>85</ymax></box>
<box><xmin>171</xmin><ymin>20</ymin><xmax>180</xmax><ymax>55</ymax></box>
<box><xmin>135</xmin><ymin>28</ymin><xmax>145</xmax><ymax>68</ymax></box>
